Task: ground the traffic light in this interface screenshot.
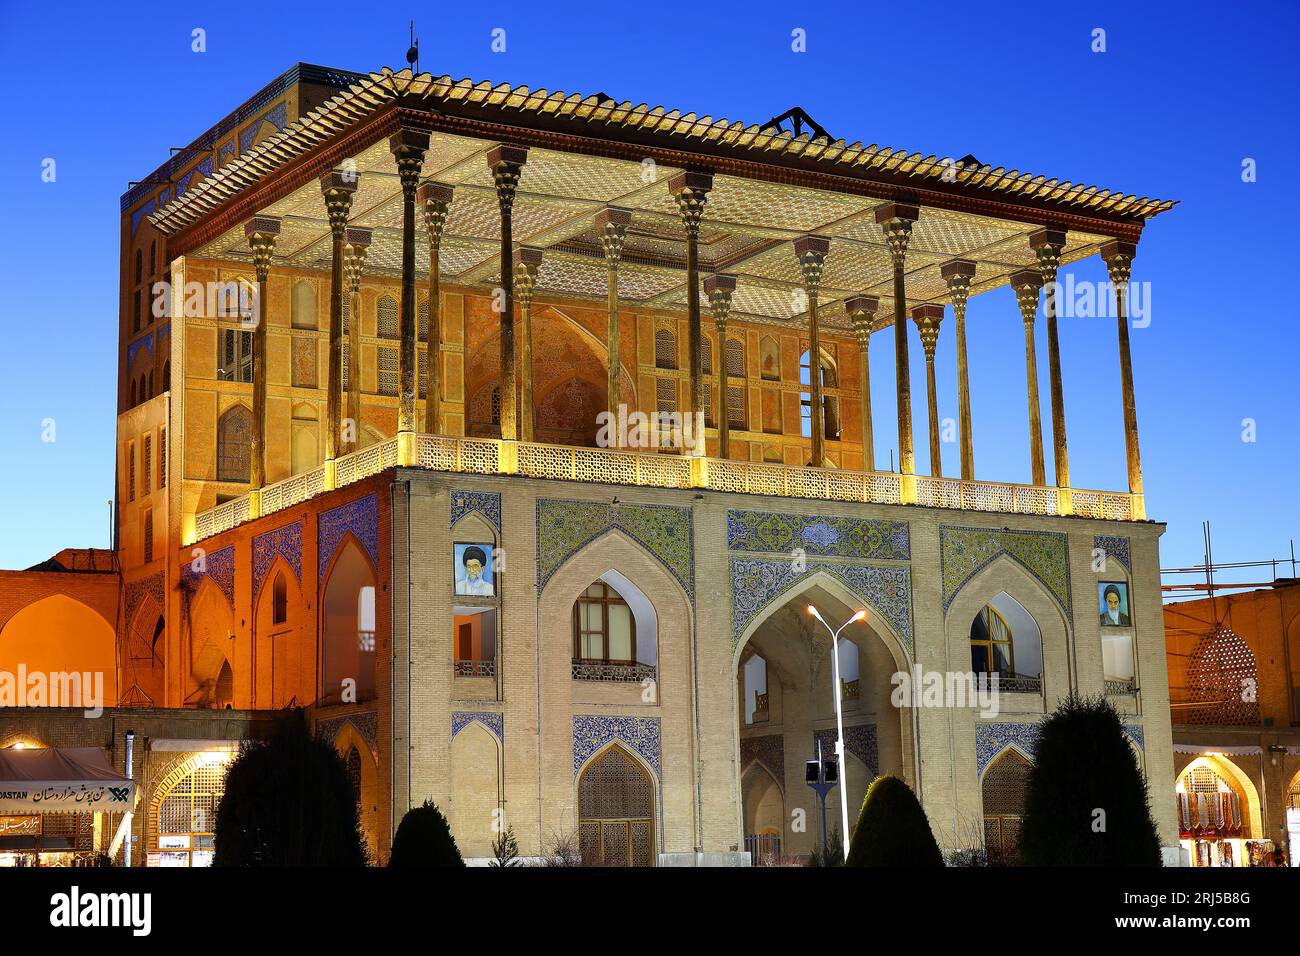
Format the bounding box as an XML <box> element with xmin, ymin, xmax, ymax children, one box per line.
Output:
<box><xmin>805</xmin><ymin>759</ymin><xmax>821</xmax><ymax>784</ymax></box>
<box><xmin>822</xmin><ymin>759</ymin><xmax>838</xmax><ymax>783</ymax></box>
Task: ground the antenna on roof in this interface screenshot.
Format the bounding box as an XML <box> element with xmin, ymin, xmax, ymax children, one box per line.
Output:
<box><xmin>406</xmin><ymin>20</ymin><xmax>420</xmax><ymax>74</ymax></box>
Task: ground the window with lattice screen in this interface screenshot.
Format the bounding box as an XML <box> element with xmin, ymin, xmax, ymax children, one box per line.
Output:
<box><xmin>127</xmin><ymin>441</ymin><xmax>136</xmax><ymax>502</ymax></box>
<box><xmin>1185</xmin><ymin>625</ymin><xmax>1260</xmax><ymax>725</ymax></box>
<box><xmin>701</xmin><ymin>337</ymin><xmax>712</xmax><ymax>375</ymax></box>
<box><xmin>655</xmin><ymin>378</ymin><xmax>676</xmax><ymax>413</ymax></box>
<box><xmin>418</xmin><ymin>299</ymin><xmax>429</xmax><ymax>340</ymax></box>
<box><xmin>577</xmin><ymin>747</ymin><xmax>654</xmax><ymax>867</ymax></box>
<box><xmin>654</xmin><ymin>328</ymin><xmax>677</xmax><ymax>370</ymax></box>
<box><xmin>216</xmin><ymin>405</ymin><xmax>252</xmax><ymax>482</ymax></box>
<box><xmin>158</xmin><ymin>427</ymin><xmax>166</xmax><ymax>488</ymax></box>
<box><xmin>154</xmin><ymin>761</ymin><xmax>227</xmax><ymax>866</ymax></box>
<box><xmin>982</xmin><ymin>750</ymin><xmax>1030</xmax><ymax>865</ymax></box>
<box><xmin>726</xmin><ymin>337</ymin><xmax>744</xmax><ymax>377</ymax></box>
<box><xmin>377</xmin><ymin>296</ymin><xmax>399</xmax><ymax>340</ymax></box>
<box><xmin>143</xmin><ymin>509</ymin><xmax>153</xmax><ymax>564</ymax></box>
<box><xmin>378</xmin><ymin>347</ymin><xmax>398</xmax><ymax>396</ymax></box>
<box><xmin>727</xmin><ymin>385</ymin><xmax>746</xmax><ymax>429</ymax></box>
<box><xmin>219</xmin><ymin>328</ymin><xmax>253</xmax><ymax>383</ymax></box>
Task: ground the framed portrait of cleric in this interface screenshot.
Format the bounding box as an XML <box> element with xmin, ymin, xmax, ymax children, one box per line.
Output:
<box><xmin>1098</xmin><ymin>581</ymin><xmax>1131</xmax><ymax>628</ymax></box>
<box><xmin>454</xmin><ymin>543</ymin><xmax>496</xmax><ymax>597</ymax></box>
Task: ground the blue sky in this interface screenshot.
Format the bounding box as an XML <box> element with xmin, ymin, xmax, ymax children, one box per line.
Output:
<box><xmin>0</xmin><ymin>0</ymin><xmax>1296</xmax><ymax>578</ymax></box>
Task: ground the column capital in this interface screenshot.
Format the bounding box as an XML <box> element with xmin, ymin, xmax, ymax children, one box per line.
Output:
<box><xmin>320</xmin><ymin>170</ymin><xmax>358</xmax><ymax>238</ymax></box>
<box><xmin>1100</xmin><ymin>239</ymin><xmax>1138</xmax><ymax>284</ymax></box>
<box><xmin>343</xmin><ymin>227</ymin><xmax>372</xmax><ymax>293</ymax></box>
<box><xmin>1010</xmin><ymin>269</ymin><xmax>1043</xmax><ymax>325</ymax></box>
<box><xmin>845</xmin><ymin>294</ymin><xmax>880</xmax><ymax>349</ymax></box>
<box><xmin>244</xmin><ymin>216</ymin><xmax>280</xmax><ymax>283</ymax></box>
<box><xmin>595</xmin><ymin>206</ymin><xmax>633</xmax><ymax>263</ymax></box>
<box><xmin>418</xmin><ymin>182</ymin><xmax>454</xmax><ymax>243</ymax></box>
<box><xmin>389</xmin><ymin>130</ymin><xmax>429</xmax><ymax>193</ymax></box>
<box><xmin>513</xmin><ymin>246</ymin><xmax>542</xmax><ymax>305</ymax></box>
<box><xmin>704</xmin><ymin>273</ymin><xmax>736</xmax><ymax>324</ymax></box>
<box><xmin>1030</xmin><ymin>228</ymin><xmax>1067</xmax><ymax>285</ymax></box>
<box><xmin>793</xmin><ymin>235</ymin><xmax>831</xmax><ymax>295</ymax></box>
<box><xmin>941</xmin><ymin>258</ymin><xmax>976</xmax><ymax>305</ymax></box>
<box><xmin>911</xmin><ymin>304</ymin><xmax>945</xmax><ymax>358</ymax></box>
<box><xmin>486</xmin><ymin>145</ymin><xmax>529</xmax><ymax>207</ymax></box>
<box><xmin>876</xmin><ymin>202</ymin><xmax>920</xmax><ymax>266</ymax></box>
<box><xmin>668</xmin><ymin>171</ymin><xmax>712</xmax><ymax>237</ymax></box>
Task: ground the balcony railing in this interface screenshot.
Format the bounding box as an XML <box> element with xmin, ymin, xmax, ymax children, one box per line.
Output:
<box><xmin>1104</xmin><ymin>677</ymin><xmax>1137</xmax><ymax>696</ymax></box>
<box><xmin>454</xmin><ymin>659</ymin><xmax>496</xmax><ymax>678</ymax></box>
<box><xmin>571</xmin><ymin>659</ymin><xmax>657</xmax><ymax>683</ymax></box>
<box><xmin>189</xmin><ymin>433</ymin><xmax>1142</xmax><ymax>542</ymax></box>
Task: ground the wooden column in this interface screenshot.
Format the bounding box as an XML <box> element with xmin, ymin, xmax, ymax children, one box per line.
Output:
<box><xmin>793</xmin><ymin>236</ymin><xmax>831</xmax><ymax>467</ymax></box>
<box><xmin>941</xmin><ymin>260</ymin><xmax>977</xmax><ymax>480</ymax></box>
<box><xmin>669</xmin><ymin>171</ymin><xmax>713</xmax><ymax>457</ymax></box>
<box><xmin>845</xmin><ymin>295</ymin><xmax>879</xmax><ymax>472</ymax></box>
<box><xmin>1101</xmin><ymin>240</ymin><xmax>1145</xmax><ymax>519</ymax></box>
<box><xmin>342</xmin><ymin>227</ymin><xmax>372</xmax><ymax>455</ymax></box>
<box><xmin>1031</xmin><ymin>229</ymin><xmax>1070</xmax><ymax>509</ymax></box>
<box><xmin>877</xmin><ymin>203</ymin><xmax>920</xmax><ymax>499</ymax></box>
<box><xmin>320</xmin><ymin>171</ymin><xmax>358</xmax><ymax>486</ymax></box>
<box><xmin>704</xmin><ymin>273</ymin><xmax>737</xmax><ymax>460</ymax></box>
<box><xmin>418</xmin><ymin>182</ymin><xmax>453</xmax><ymax>435</ymax></box>
<box><xmin>912</xmin><ymin>304</ymin><xmax>945</xmax><ymax>479</ymax></box>
<box><xmin>1010</xmin><ymin>270</ymin><xmax>1047</xmax><ymax>487</ymax></box>
<box><xmin>487</xmin><ymin>146</ymin><xmax>528</xmax><ymax>443</ymax></box>
<box><xmin>596</xmin><ymin>207</ymin><xmax>632</xmax><ymax>423</ymax></box>
<box><xmin>244</xmin><ymin>216</ymin><xmax>280</xmax><ymax>508</ymax></box>
<box><xmin>513</xmin><ymin>247</ymin><xmax>542</xmax><ymax>443</ymax></box>
<box><xmin>390</xmin><ymin>130</ymin><xmax>429</xmax><ymax>465</ymax></box>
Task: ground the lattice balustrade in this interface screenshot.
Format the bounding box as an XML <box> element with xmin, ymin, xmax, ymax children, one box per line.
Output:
<box><xmin>1072</xmin><ymin>490</ymin><xmax>1102</xmax><ymax>519</ymax></box>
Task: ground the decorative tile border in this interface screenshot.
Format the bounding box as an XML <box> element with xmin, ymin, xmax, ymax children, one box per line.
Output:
<box><xmin>573</xmin><ymin>715</ymin><xmax>661</xmax><ymax>778</ymax></box>
<box><xmin>182</xmin><ymin>545</ymin><xmax>235</xmax><ymax>607</ymax></box>
<box><xmin>813</xmin><ymin>724</ymin><xmax>878</xmax><ymax>777</ymax></box>
<box><xmin>537</xmin><ymin>499</ymin><xmax>693</xmax><ymax>603</ymax></box>
<box><xmin>940</xmin><ymin>526</ymin><xmax>1071</xmax><ymax>615</ymax></box>
<box><xmin>124</xmin><ymin>571</ymin><xmax>165</xmax><ymax>627</ymax></box>
<box><xmin>315</xmin><ymin>711</ymin><xmax>378</xmax><ymax>753</ymax></box>
<box><xmin>253</xmin><ymin>521</ymin><xmax>302</xmax><ymax>597</ymax></box>
<box><xmin>740</xmin><ymin>734</ymin><xmax>785</xmax><ymax>784</ymax></box>
<box><xmin>976</xmin><ymin>719</ymin><xmax>1145</xmax><ymax>777</ymax></box>
<box><xmin>318</xmin><ymin>494</ymin><xmax>378</xmax><ymax>581</ymax></box>
<box><xmin>126</xmin><ymin>332</ymin><xmax>154</xmax><ymax>366</ymax></box>
<box><xmin>726</xmin><ymin>509</ymin><xmax>910</xmax><ymax>561</ymax></box>
<box><xmin>450</xmin><ymin>489</ymin><xmax>502</xmax><ymax>535</ymax></box>
<box><xmin>1093</xmin><ymin>534</ymin><xmax>1132</xmax><ymax>575</ymax></box>
<box><xmin>729</xmin><ymin>557</ymin><xmax>913</xmax><ymax>658</ymax></box>
<box><xmin>238</xmin><ymin>101</ymin><xmax>288</xmax><ymax>152</ymax></box>
<box><xmin>452</xmin><ymin>711</ymin><xmax>503</xmax><ymax>743</ymax></box>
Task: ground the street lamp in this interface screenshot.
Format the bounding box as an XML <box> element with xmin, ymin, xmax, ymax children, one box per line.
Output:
<box><xmin>808</xmin><ymin>603</ymin><xmax>866</xmax><ymax>861</ymax></box>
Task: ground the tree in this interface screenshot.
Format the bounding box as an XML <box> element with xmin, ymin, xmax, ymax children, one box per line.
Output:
<box><xmin>214</xmin><ymin>720</ymin><xmax>367</xmax><ymax>866</ymax></box>
<box><xmin>490</xmin><ymin>824</ymin><xmax>521</xmax><ymax>868</ymax></box>
<box><xmin>1019</xmin><ymin>695</ymin><xmax>1161</xmax><ymax>866</ymax></box>
<box><xmin>388</xmin><ymin>800</ymin><xmax>464</xmax><ymax>867</ymax></box>
<box><xmin>844</xmin><ymin>775</ymin><xmax>944</xmax><ymax>866</ymax></box>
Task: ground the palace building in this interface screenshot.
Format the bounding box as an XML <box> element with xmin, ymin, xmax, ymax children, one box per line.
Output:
<box><xmin>1</xmin><ymin>62</ymin><xmax>1182</xmax><ymax>865</ymax></box>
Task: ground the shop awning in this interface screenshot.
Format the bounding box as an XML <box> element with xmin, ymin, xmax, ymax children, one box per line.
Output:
<box><xmin>0</xmin><ymin>748</ymin><xmax>135</xmax><ymax>814</ymax></box>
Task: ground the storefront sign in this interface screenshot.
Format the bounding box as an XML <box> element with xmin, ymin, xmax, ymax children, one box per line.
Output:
<box><xmin>0</xmin><ymin>815</ymin><xmax>40</xmax><ymax>837</ymax></box>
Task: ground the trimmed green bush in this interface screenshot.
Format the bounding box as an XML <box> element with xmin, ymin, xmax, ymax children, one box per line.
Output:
<box><xmin>1019</xmin><ymin>695</ymin><xmax>1161</xmax><ymax>866</ymax></box>
<box><xmin>845</xmin><ymin>775</ymin><xmax>944</xmax><ymax>866</ymax></box>
<box><xmin>214</xmin><ymin>721</ymin><xmax>367</xmax><ymax>866</ymax></box>
<box><xmin>388</xmin><ymin>800</ymin><xmax>464</xmax><ymax>867</ymax></box>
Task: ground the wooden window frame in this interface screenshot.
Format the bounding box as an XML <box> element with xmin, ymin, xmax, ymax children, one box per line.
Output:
<box><xmin>572</xmin><ymin>581</ymin><xmax>637</xmax><ymax>665</ymax></box>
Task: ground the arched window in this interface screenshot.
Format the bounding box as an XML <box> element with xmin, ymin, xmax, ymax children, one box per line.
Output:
<box><xmin>969</xmin><ymin>593</ymin><xmax>1043</xmax><ymax>693</ymax></box>
<box><xmin>291</xmin><ymin>280</ymin><xmax>317</xmax><ymax>329</ymax></box>
<box><xmin>799</xmin><ymin>347</ymin><xmax>840</xmax><ymax>441</ymax></box>
<box><xmin>573</xmin><ymin>580</ymin><xmax>636</xmax><ymax>665</ymax></box>
<box><xmin>272</xmin><ymin>572</ymin><xmax>287</xmax><ymax>625</ymax></box>
<box><xmin>743</xmin><ymin>653</ymin><xmax>769</xmax><ymax>724</ymax></box>
<box><xmin>837</xmin><ymin>638</ymin><xmax>860</xmax><ymax>702</ymax></box>
<box><xmin>1185</xmin><ymin>625</ymin><xmax>1259</xmax><ymax>725</ymax></box>
<box><xmin>134</xmin><ymin>249</ymin><xmax>143</xmax><ymax>284</ymax></box>
<box><xmin>321</xmin><ymin>540</ymin><xmax>377</xmax><ymax>704</ymax></box>
<box><xmin>377</xmin><ymin>295</ymin><xmax>399</xmax><ymax>340</ymax></box>
<box><xmin>139</xmin><ymin>374</ymin><xmax>147</xmax><ymax>401</ymax></box>
<box><xmin>983</xmin><ymin>750</ymin><xmax>1030</xmax><ymax>865</ymax></box>
<box><xmin>216</xmin><ymin>405</ymin><xmax>252</xmax><ymax>482</ymax></box>
<box><xmin>760</xmin><ymin>335</ymin><xmax>780</xmax><ymax>381</ymax></box>
<box><xmin>149</xmin><ymin>241</ymin><xmax>156</xmax><ymax>277</ymax></box>
<box><xmin>153</xmin><ymin>757</ymin><xmax>228</xmax><ymax>867</ymax></box>
<box><xmin>578</xmin><ymin>747</ymin><xmax>655</xmax><ymax>866</ymax></box>
<box><xmin>654</xmin><ymin>328</ymin><xmax>677</xmax><ymax>370</ymax></box>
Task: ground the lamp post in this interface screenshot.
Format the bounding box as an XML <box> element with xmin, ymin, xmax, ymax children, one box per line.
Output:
<box><xmin>808</xmin><ymin>604</ymin><xmax>866</xmax><ymax>861</ymax></box>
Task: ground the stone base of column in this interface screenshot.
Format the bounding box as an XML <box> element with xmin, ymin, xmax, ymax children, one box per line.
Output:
<box><xmin>1056</xmin><ymin>486</ymin><xmax>1074</xmax><ymax>517</ymax></box>
<box><xmin>247</xmin><ymin>489</ymin><xmax>262</xmax><ymax>520</ymax></box>
<box><xmin>397</xmin><ymin>431</ymin><xmax>417</xmax><ymax>467</ymax></box>
<box><xmin>689</xmin><ymin>456</ymin><xmax>710</xmax><ymax>489</ymax></box>
<box><xmin>898</xmin><ymin>472</ymin><xmax>917</xmax><ymax>506</ymax></box>
<box><xmin>498</xmin><ymin>440</ymin><xmax>519</xmax><ymax>475</ymax></box>
<box><xmin>323</xmin><ymin>459</ymin><xmax>337</xmax><ymax>491</ymax></box>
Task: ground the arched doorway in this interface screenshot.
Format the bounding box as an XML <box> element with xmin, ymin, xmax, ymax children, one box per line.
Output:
<box><xmin>1176</xmin><ymin>758</ymin><xmax>1253</xmax><ymax>867</ymax></box>
<box><xmin>320</xmin><ymin>538</ymin><xmax>377</xmax><ymax>704</ymax></box>
<box><xmin>149</xmin><ymin>753</ymin><xmax>232</xmax><ymax>867</ymax></box>
<box><xmin>741</xmin><ymin>762</ymin><xmax>785</xmax><ymax>865</ymax></box>
<box><xmin>0</xmin><ymin>594</ymin><xmax>118</xmax><ymax>706</ymax></box>
<box><xmin>577</xmin><ymin>746</ymin><xmax>655</xmax><ymax>867</ymax></box>
<box><xmin>982</xmin><ymin>749</ymin><xmax>1031</xmax><ymax>865</ymax></box>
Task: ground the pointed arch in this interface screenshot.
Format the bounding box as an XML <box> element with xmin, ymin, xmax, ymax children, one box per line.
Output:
<box><xmin>981</xmin><ymin>748</ymin><xmax>1032</xmax><ymax>864</ymax></box>
<box><xmin>291</xmin><ymin>279</ymin><xmax>317</xmax><ymax>329</ymax></box>
<box><xmin>1177</xmin><ymin>754</ymin><xmax>1263</xmax><ymax>843</ymax></box>
<box><xmin>576</xmin><ymin>742</ymin><xmax>657</xmax><ymax>867</ymax></box>
<box><xmin>332</xmin><ymin>721</ymin><xmax>379</xmax><ymax>861</ymax></box>
<box><xmin>449</xmin><ymin>720</ymin><xmax>503</xmax><ymax>859</ymax></box>
<box><xmin>187</xmin><ymin>577</ymin><xmax>234</xmax><ymax>708</ymax></box>
<box><xmin>0</xmin><ymin>595</ymin><xmax>118</xmax><ymax>705</ymax></box>
<box><xmin>320</xmin><ymin>535</ymin><xmax>378</xmax><ymax>705</ymax></box>
<box><xmin>255</xmin><ymin>553</ymin><xmax>303</xmax><ymax>708</ymax></box>
<box><xmin>216</xmin><ymin>403</ymin><xmax>252</xmax><ymax>482</ymax></box>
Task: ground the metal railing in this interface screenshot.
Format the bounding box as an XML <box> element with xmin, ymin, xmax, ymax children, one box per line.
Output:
<box><xmin>190</xmin><ymin>433</ymin><xmax>1140</xmax><ymax>542</ymax></box>
<box><xmin>454</xmin><ymin>659</ymin><xmax>496</xmax><ymax>678</ymax></box>
<box><xmin>570</xmin><ymin>659</ymin><xmax>657</xmax><ymax>683</ymax></box>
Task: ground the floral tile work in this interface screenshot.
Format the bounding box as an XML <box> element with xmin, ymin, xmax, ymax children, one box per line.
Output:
<box><xmin>253</xmin><ymin>521</ymin><xmax>302</xmax><ymax>597</ymax></box>
<box><xmin>315</xmin><ymin>711</ymin><xmax>379</xmax><ymax>753</ymax></box>
<box><xmin>975</xmin><ymin>721</ymin><xmax>1041</xmax><ymax>776</ymax></box>
<box><xmin>318</xmin><ymin>494</ymin><xmax>379</xmax><ymax>581</ymax></box>
<box><xmin>813</xmin><ymin>724</ymin><xmax>878</xmax><ymax>776</ymax></box>
<box><xmin>450</xmin><ymin>489</ymin><xmax>502</xmax><ymax>535</ymax></box>
<box><xmin>729</xmin><ymin>557</ymin><xmax>913</xmax><ymax>658</ymax></box>
<box><xmin>536</xmin><ymin>499</ymin><xmax>693</xmax><ymax>602</ymax></box>
<box><xmin>740</xmin><ymin>734</ymin><xmax>785</xmax><ymax>784</ymax></box>
<box><xmin>573</xmin><ymin>715</ymin><xmax>661</xmax><ymax>778</ymax></box>
<box><xmin>726</xmin><ymin>509</ymin><xmax>910</xmax><ymax>561</ymax></box>
<box><xmin>1093</xmin><ymin>534</ymin><xmax>1132</xmax><ymax>575</ymax></box>
<box><xmin>182</xmin><ymin>545</ymin><xmax>235</xmax><ymax>606</ymax></box>
<box><xmin>940</xmin><ymin>526</ymin><xmax>1071</xmax><ymax>615</ymax></box>
<box><xmin>452</xmin><ymin>711</ymin><xmax>504</xmax><ymax>744</ymax></box>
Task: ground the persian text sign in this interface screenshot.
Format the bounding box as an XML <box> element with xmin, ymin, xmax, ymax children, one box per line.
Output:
<box><xmin>0</xmin><ymin>781</ymin><xmax>135</xmax><ymax>814</ymax></box>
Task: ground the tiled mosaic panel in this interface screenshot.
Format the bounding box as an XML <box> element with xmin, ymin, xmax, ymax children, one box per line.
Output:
<box><xmin>940</xmin><ymin>526</ymin><xmax>1071</xmax><ymax>614</ymax></box>
<box><xmin>253</xmin><ymin>521</ymin><xmax>303</xmax><ymax>597</ymax></box>
<box><xmin>573</xmin><ymin>715</ymin><xmax>661</xmax><ymax>777</ymax></box>
<box><xmin>318</xmin><ymin>494</ymin><xmax>379</xmax><ymax>580</ymax></box>
<box><xmin>452</xmin><ymin>711</ymin><xmax>504</xmax><ymax>743</ymax></box>
<box><xmin>726</xmin><ymin>509</ymin><xmax>910</xmax><ymax>560</ymax></box>
<box><xmin>450</xmin><ymin>490</ymin><xmax>502</xmax><ymax>535</ymax></box>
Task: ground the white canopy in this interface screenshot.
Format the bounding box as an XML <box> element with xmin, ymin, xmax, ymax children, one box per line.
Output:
<box><xmin>0</xmin><ymin>747</ymin><xmax>135</xmax><ymax>814</ymax></box>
